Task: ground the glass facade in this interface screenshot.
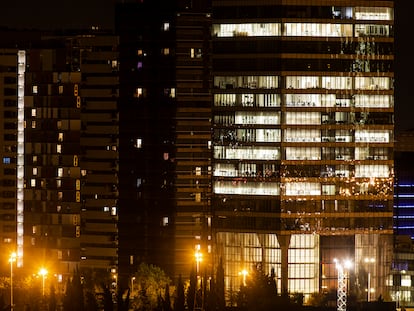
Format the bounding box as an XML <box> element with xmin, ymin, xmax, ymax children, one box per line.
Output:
<box><xmin>212</xmin><ymin>0</ymin><xmax>394</xmax><ymax>302</ymax></box>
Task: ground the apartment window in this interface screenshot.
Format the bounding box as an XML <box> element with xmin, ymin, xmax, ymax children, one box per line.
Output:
<box><xmin>76</xmin><ymin>179</ymin><xmax>80</xmax><ymax>191</ymax></box>
<box><xmin>162</xmin><ymin>216</ymin><xmax>169</xmax><ymax>226</ymax></box>
<box><xmin>57</xmin><ymin>144</ymin><xmax>62</xmax><ymax>153</ymax></box>
<box><xmin>58</xmin><ymin>133</ymin><xmax>63</xmax><ymax>142</ymax></box>
<box><xmin>104</xmin><ymin>206</ymin><xmax>110</xmax><ymax>212</ymax></box>
<box><xmin>190</xmin><ymin>48</ymin><xmax>202</xmax><ymax>58</ymax></box>
<box><xmin>195</xmin><ymin>193</ymin><xmax>201</xmax><ymax>202</ymax></box>
<box><xmin>32</xmin><ymin>85</ymin><xmax>38</xmax><ymax>94</ymax></box>
<box><xmin>137</xmin><ymin>61</ymin><xmax>143</xmax><ymax>70</ymax></box>
<box><xmin>137</xmin><ymin>49</ymin><xmax>143</xmax><ymax>56</ymax></box>
<box><xmin>196</xmin><ymin>167</ymin><xmax>202</xmax><ymax>176</ymax></box>
<box><xmin>76</xmin><ymin>191</ymin><xmax>80</xmax><ymax>202</ymax></box>
<box><xmin>135</xmin><ymin>87</ymin><xmax>143</xmax><ymax>98</ymax></box>
<box><xmin>58</xmin><ymin>85</ymin><xmax>63</xmax><ymax>94</ymax></box>
<box><xmin>73</xmin><ymin>155</ymin><xmax>78</xmax><ymax>166</ymax></box>
<box><xmin>31</xmin><ymin>121</ymin><xmax>36</xmax><ymax>129</ymax></box>
<box><xmin>162</xmin><ymin>48</ymin><xmax>170</xmax><ymax>55</ymax></box>
<box><xmin>32</xmin><ymin>155</ymin><xmax>37</xmax><ymax>164</ymax></box>
<box><xmin>33</xmin><ymin>167</ymin><xmax>38</xmax><ymax>175</ymax></box>
<box><xmin>31</xmin><ymin>108</ymin><xmax>36</xmax><ymax>117</ymax></box>
<box><xmin>74</xmin><ymin>84</ymin><xmax>78</xmax><ymax>96</ymax></box>
<box><xmin>57</xmin><ymin>168</ymin><xmax>63</xmax><ymax>177</ymax></box>
<box><xmin>111</xmin><ymin>60</ymin><xmax>118</xmax><ymax>69</ymax></box>
<box><xmin>163</xmin><ymin>22</ymin><xmax>170</xmax><ymax>31</ymax></box>
<box><xmin>3</xmin><ymin>238</ymin><xmax>12</xmax><ymax>243</ymax></box>
<box><xmin>134</xmin><ymin>138</ymin><xmax>142</xmax><ymax>148</ymax></box>
<box><xmin>81</xmin><ymin>169</ymin><xmax>87</xmax><ymax>176</ymax></box>
<box><xmin>76</xmin><ymin>96</ymin><xmax>81</xmax><ymax>108</ymax></box>
<box><xmin>31</xmin><ymin>179</ymin><xmax>36</xmax><ymax>187</ymax></box>
<box><xmin>164</xmin><ymin>153</ymin><xmax>169</xmax><ymax>160</ymax></box>
<box><xmin>56</xmin><ymin>180</ymin><xmax>61</xmax><ymax>188</ymax></box>
<box><xmin>111</xmin><ymin>207</ymin><xmax>117</xmax><ymax>216</ymax></box>
<box><xmin>3</xmin><ymin>157</ymin><xmax>10</xmax><ymax>164</ymax></box>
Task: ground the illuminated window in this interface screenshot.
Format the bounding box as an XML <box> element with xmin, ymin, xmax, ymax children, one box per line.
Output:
<box><xmin>162</xmin><ymin>216</ymin><xmax>169</xmax><ymax>226</ymax></box>
<box><xmin>135</xmin><ymin>87</ymin><xmax>143</xmax><ymax>98</ymax></box>
<box><xmin>195</xmin><ymin>167</ymin><xmax>201</xmax><ymax>175</ymax></box>
<box><xmin>58</xmin><ymin>168</ymin><xmax>63</xmax><ymax>177</ymax></box>
<box><xmin>134</xmin><ymin>138</ymin><xmax>142</xmax><ymax>148</ymax></box>
<box><xmin>33</xmin><ymin>167</ymin><xmax>38</xmax><ymax>175</ymax></box>
<box><xmin>195</xmin><ymin>193</ymin><xmax>201</xmax><ymax>202</ymax></box>
<box><xmin>3</xmin><ymin>157</ymin><xmax>10</xmax><ymax>164</ymax></box>
<box><xmin>111</xmin><ymin>60</ymin><xmax>118</xmax><ymax>69</ymax></box>
<box><xmin>190</xmin><ymin>48</ymin><xmax>202</xmax><ymax>58</ymax></box>
<box><xmin>76</xmin><ymin>96</ymin><xmax>81</xmax><ymax>108</ymax></box>
<box><xmin>162</xmin><ymin>48</ymin><xmax>170</xmax><ymax>55</ymax></box>
<box><xmin>3</xmin><ymin>238</ymin><xmax>12</xmax><ymax>243</ymax></box>
<box><xmin>58</xmin><ymin>133</ymin><xmax>63</xmax><ymax>142</ymax></box>
<box><xmin>57</xmin><ymin>121</ymin><xmax>62</xmax><ymax>129</ymax></box>
<box><xmin>76</xmin><ymin>179</ymin><xmax>80</xmax><ymax>190</ymax></box>
<box><xmin>74</xmin><ymin>84</ymin><xmax>78</xmax><ymax>96</ymax></box>
<box><xmin>104</xmin><ymin>206</ymin><xmax>110</xmax><ymax>212</ymax></box>
<box><xmin>57</xmin><ymin>144</ymin><xmax>62</xmax><ymax>153</ymax></box>
<box><xmin>31</xmin><ymin>179</ymin><xmax>36</xmax><ymax>187</ymax></box>
<box><xmin>57</xmin><ymin>205</ymin><xmax>61</xmax><ymax>212</ymax></box>
<box><xmin>73</xmin><ymin>155</ymin><xmax>78</xmax><ymax>166</ymax></box>
<box><xmin>81</xmin><ymin>169</ymin><xmax>87</xmax><ymax>176</ymax></box>
<box><xmin>31</xmin><ymin>108</ymin><xmax>36</xmax><ymax>117</ymax></box>
<box><xmin>32</xmin><ymin>226</ymin><xmax>37</xmax><ymax>234</ymax></box>
<box><xmin>111</xmin><ymin>207</ymin><xmax>117</xmax><ymax>216</ymax></box>
<box><xmin>137</xmin><ymin>49</ymin><xmax>143</xmax><ymax>56</ymax></box>
<box><xmin>31</xmin><ymin>121</ymin><xmax>36</xmax><ymax>128</ymax></box>
<box><xmin>163</xmin><ymin>22</ymin><xmax>170</xmax><ymax>31</ymax></box>
<box><xmin>32</xmin><ymin>85</ymin><xmax>38</xmax><ymax>94</ymax></box>
<box><xmin>58</xmin><ymin>85</ymin><xmax>63</xmax><ymax>94</ymax></box>
<box><xmin>56</xmin><ymin>179</ymin><xmax>61</xmax><ymax>188</ymax></box>
<box><xmin>76</xmin><ymin>191</ymin><xmax>80</xmax><ymax>202</ymax></box>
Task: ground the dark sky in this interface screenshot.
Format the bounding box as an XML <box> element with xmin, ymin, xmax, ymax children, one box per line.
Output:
<box><xmin>0</xmin><ymin>0</ymin><xmax>115</xmax><ymax>30</ymax></box>
<box><xmin>0</xmin><ymin>0</ymin><xmax>412</xmax><ymax>132</ymax></box>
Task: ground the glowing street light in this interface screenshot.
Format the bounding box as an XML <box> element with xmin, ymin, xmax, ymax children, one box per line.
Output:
<box><xmin>334</xmin><ymin>258</ymin><xmax>352</xmax><ymax>311</ymax></box>
<box><xmin>39</xmin><ymin>268</ymin><xmax>48</xmax><ymax>297</ymax></box>
<box><xmin>131</xmin><ymin>276</ymin><xmax>136</xmax><ymax>297</ymax></box>
<box><xmin>239</xmin><ymin>269</ymin><xmax>248</xmax><ymax>286</ymax></box>
<box><xmin>9</xmin><ymin>252</ymin><xmax>17</xmax><ymax>311</ymax></box>
<box><xmin>364</xmin><ymin>257</ymin><xmax>375</xmax><ymax>302</ymax></box>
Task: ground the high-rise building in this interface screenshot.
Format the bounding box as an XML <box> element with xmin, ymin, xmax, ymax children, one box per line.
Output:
<box><xmin>211</xmin><ymin>0</ymin><xmax>394</xmax><ymax>301</ymax></box>
<box><xmin>0</xmin><ymin>31</ymin><xmax>120</xmax><ymax>280</ymax></box>
<box><xmin>115</xmin><ymin>0</ymin><xmax>212</xmax><ymax>286</ymax></box>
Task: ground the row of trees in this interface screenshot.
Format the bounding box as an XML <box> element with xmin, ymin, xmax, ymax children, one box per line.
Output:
<box><xmin>0</xmin><ymin>260</ymin><xmax>318</xmax><ymax>310</ymax></box>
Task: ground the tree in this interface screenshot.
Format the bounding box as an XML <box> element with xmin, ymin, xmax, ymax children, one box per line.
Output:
<box><xmin>186</xmin><ymin>267</ymin><xmax>196</xmax><ymax>311</ymax></box>
<box><xmin>236</xmin><ymin>263</ymin><xmax>287</xmax><ymax>311</ymax></box>
<box><xmin>131</xmin><ymin>263</ymin><xmax>171</xmax><ymax>311</ymax></box>
<box><xmin>215</xmin><ymin>257</ymin><xmax>225</xmax><ymax>311</ymax></box>
<box><xmin>48</xmin><ymin>283</ymin><xmax>57</xmax><ymax>311</ymax></box>
<box><xmin>173</xmin><ymin>275</ymin><xmax>185</xmax><ymax>311</ymax></box>
<box><xmin>102</xmin><ymin>284</ymin><xmax>113</xmax><ymax>311</ymax></box>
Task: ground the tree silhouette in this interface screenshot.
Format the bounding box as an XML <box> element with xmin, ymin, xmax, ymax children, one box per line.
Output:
<box><xmin>186</xmin><ymin>267</ymin><xmax>196</xmax><ymax>311</ymax></box>
<box><xmin>102</xmin><ymin>284</ymin><xmax>113</xmax><ymax>311</ymax></box>
<box><xmin>215</xmin><ymin>257</ymin><xmax>225</xmax><ymax>311</ymax></box>
<box><xmin>173</xmin><ymin>275</ymin><xmax>185</xmax><ymax>311</ymax></box>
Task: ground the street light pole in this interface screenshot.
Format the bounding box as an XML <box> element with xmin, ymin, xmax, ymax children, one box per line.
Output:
<box><xmin>334</xmin><ymin>258</ymin><xmax>352</xmax><ymax>311</ymax></box>
<box><xmin>9</xmin><ymin>252</ymin><xmax>16</xmax><ymax>311</ymax></box>
<box><xmin>39</xmin><ymin>268</ymin><xmax>48</xmax><ymax>297</ymax></box>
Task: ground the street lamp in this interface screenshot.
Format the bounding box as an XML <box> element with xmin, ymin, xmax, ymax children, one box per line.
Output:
<box><xmin>334</xmin><ymin>258</ymin><xmax>352</xmax><ymax>311</ymax></box>
<box><xmin>9</xmin><ymin>252</ymin><xmax>17</xmax><ymax>311</ymax></box>
<box><xmin>194</xmin><ymin>249</ymin><xmax>203</xmax><ymax>311</ymax></box>
<box><xmin>239</xmin><ymin>269</ymin><xmax>248</xmax><ymax>286</ymax></box>
<box><xmin>39</xmin><ymin>268</ymin><xmax>48</xmax><ymax>297</ymax></box>
<box><xmin>131</xmin><ymin>276</ymin><xmax>135</xmax><ymax>297</ymax></box>
<box><xmin>364</xmin><ymin>257</ymin><xmax>375</xmax><ymax>302</ymax></box>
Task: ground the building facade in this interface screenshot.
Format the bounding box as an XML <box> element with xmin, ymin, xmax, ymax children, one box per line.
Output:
<box><xmin>211</xmin><ymin>0</ymin><xmax>394</xmax><ymax>302</ymax></box>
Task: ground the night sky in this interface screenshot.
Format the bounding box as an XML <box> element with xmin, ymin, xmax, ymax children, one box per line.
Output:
<box><xmin>0</xmin><ymin>0</ymin><xmax>412</xmax><ymax>132</ymax></box>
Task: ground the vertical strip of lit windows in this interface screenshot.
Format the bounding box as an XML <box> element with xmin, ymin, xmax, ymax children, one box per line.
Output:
<box><xmin>17</xmin><ymin>50</ymin><xmax>25</xmax><ymax>267</ymax></box>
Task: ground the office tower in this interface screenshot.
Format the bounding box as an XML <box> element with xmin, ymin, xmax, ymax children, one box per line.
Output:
<box><xmin>211</xmin><ymin>0</ymin><xmax>394</xmax><ymax>301</ymax></box>
<box><xmin>115</xmin><ymin>0</ymin><xmax>212</xmax><ymax>285</ymax></box>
